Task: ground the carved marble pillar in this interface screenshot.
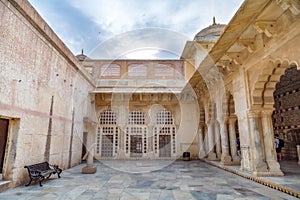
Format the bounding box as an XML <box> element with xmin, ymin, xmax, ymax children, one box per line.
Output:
<box><xmin>261</xmin><ymin>110</ymin><xmax>284</xmax><ymax>176</ymax></box>
<box><xmin>118</xmin><ymin>105</ymin><xmax>127</xmax><ymax>159</ymax></box>
<box><xmin>215</xmin><ymin>121</ymin><xmax>221</xmax><ymax>160</ymax></box>
<box><xmin>228</xmin><ymin>117</ymin><xmax>240</xmax><ymax>163</ymax></box>
<box><xmin>147</xmin><ymin>124</ymin><xmax>154</xmax><ymax>159</ymax></box>
<box><xmin>207</xmin><ymin>120</ymin><xmax>217</xmax><ymax>160</ymax></box>
<box><xmin>220</xmin><ymin>118</ymin><xmax>232</xmax><ymax>165</ymax></box>
<box><xmin>247</xmin><ymin>111</ymin><xmax>268</xmax><ymax>176</ymax></box>
<box><xmin>198</xmin><ymin>124</ymin><xmax>206</xmax><ymax>158</ymax></box>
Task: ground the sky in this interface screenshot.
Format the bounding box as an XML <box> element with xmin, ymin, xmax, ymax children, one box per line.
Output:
<box><xmin>28</xmin><ymin>0</ymin><xmax>244</xmax><ymax>59</ymax></box>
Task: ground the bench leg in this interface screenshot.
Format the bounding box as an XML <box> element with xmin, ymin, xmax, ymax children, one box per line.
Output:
<box><xmin>25</xmin><ymin>179</ymin><xmax>32</xmax><ymax>187</ymax></box>
<box><xmin>46</xmin><ymin>174</ymin><xmax>52</xmax><ymax>179</ymax></box>
<box><xmin>55</xmin><ymin>168</ymin><xmax>62</xmax><ymax>178</ymax></box>
<box><xmin>39</xmin><ymin>177</ymin><xmax>44</xmax><ymax>187</ymax></box>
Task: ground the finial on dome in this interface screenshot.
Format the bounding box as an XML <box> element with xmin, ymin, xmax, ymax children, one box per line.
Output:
<box><xmin>213</xmin><ymin>16</ymin><xmax>216</xmax><ymax>25</ymax></box>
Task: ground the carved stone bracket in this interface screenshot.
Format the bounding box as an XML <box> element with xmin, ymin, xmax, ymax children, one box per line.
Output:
<box><xmin>225</xmin><ymin>52</ymin><xmax>243</xmax><ymax>65</ymax></box>
<box><xmin>217</xmin><ymin>59</ymin><xmax>240</xmax><ymax>73</ymax></box>
<box><xmin>238</xmin><ymin>39</ymin><xmax>256</xmax><ymax>53</ymax></box>
<box><xmin>253</xmin><ymin>20</ymin><xmax>277</xmax><ymax>38</ymax></box>
<box><xmin>276</xmin><ymin>0</ymin><xmax>300</xmax><ymax>16</ymax></box>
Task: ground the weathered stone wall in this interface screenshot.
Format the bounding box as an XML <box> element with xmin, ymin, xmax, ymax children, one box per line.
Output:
<box><xmin>0</xmin><ymin>0</ymin><xmax>94</xmax><ymax>186</ymax></box>
<box><xmin>273</xmin><ymin>67</ymin><xmax>300</xmax><ymax>160</ymax></box>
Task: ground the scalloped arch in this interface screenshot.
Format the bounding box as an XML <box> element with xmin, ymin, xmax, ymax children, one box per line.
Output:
<box><xmin>252</xmin><ymin>59</ymin><xmax>299</xmax><ymax>108</ymax></box>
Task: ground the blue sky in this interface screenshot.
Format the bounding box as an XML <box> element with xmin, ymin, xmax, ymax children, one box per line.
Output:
<box><xmin>28</xmin><ymin>0</ymin><xmax>243</xmax><ymax>59</ymax></box>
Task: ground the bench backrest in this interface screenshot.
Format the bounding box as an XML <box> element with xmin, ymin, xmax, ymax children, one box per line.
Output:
<box><xmin>25</xmin><ymin>162</ymin><xmax>50</xmax><ymax>172</ymax></box>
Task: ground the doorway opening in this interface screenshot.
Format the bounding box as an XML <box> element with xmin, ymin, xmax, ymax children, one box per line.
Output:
<box><xmin>272</xmin><ymin>66</ymin><xmax>300</xmax><ymax>161</ymax></box>
<box><xmin>0</xmin><ymin>119</ymin><xmax>9</xmax><ymax>175</ymax></box>
<box><xmin>159</xmin><ymin>135</ymin><xmax>171</xmax><ymax>157</ymax></box>
<box><xmin>130</xmin><ymin>135</ymin><xmax>143</xmax><ymax>157</ymax></box>
<box><xmin>81</xmin><ymin>132</ymin><xmax>87</xmax><ymax>161</ymax></box>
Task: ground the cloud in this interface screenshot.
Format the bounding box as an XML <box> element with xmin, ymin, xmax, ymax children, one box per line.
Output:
<box><xmin>28</xmin><ymin>0</ymin><xmax>243</xmax><ymax>58</ymax></box>
<box><xmin>67</xmin><ymin>0</ymin><xmax>242</xmax><ymax>39</ymax></box>
<box><xmin>89</xmin><ymin>28</ymin><xmax>189</xmax><ymax>59</ymax></box>
<box><xmin>124</xmin><ymin>49</ymin><xmax>161</xmax><ymax>60</ymax></box>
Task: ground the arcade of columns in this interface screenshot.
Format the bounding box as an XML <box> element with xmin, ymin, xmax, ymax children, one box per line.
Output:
<box><xmin>186</xmin><ymin>0</ymin><xmax>300</xmax><ymax>176</ymax></box>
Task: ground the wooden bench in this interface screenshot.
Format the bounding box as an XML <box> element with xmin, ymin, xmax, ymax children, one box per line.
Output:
<box><xmin>24</xmin><ymin>161</ymin><xmax>62</xmax><ymax>186</ymax></box>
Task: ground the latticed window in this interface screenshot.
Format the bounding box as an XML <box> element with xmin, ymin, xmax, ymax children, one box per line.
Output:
<box><xmin>154</xmin><ymin>109</ymin><xmax>176</xmax><ymax>157</ymax></box>
<box><xmin>154</xmin><ymin>64</ymin><xmax>174</xmax><ymax>77</ymax></box>
<box><xmin>156</xmin><ymin>109</ymin><xmax>173</xmax><ymax>125</ymax></box>
<box><xmin>96</xmin><ymin>110</ymin><xmax>118</xmax><ymax>158</ymax></box>
<box><xmin>128</xmin><ymin>64</ymin><xmax>147</xmax><ymax>77</ymax></box>
<box><xmin>100</xmin><ymin>110</ymin><xmax>117</xmax><ymax>125</ymax></box>
<box><xmin>128</xmin><ymin>110</ymin><xmax>145</xmax><ymax>125</ymax></box>
<box><xmin>100</xmin><ymin>64</ymin><xmax>120</xmax><ymax>77</ymax></box>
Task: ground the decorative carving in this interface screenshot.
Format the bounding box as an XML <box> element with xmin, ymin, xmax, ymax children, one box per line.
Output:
<box><xmin>217</xmin><ymin>60</ymin><xmax>240</xmax><ymax>73</ymax></box>
<box><xmin>276</xmin><ymin>0</ymin><xmax>300</xmax><ymax>16</ymax></box>
<box><xmin>241</xmin><ymin>145</ymin><xmax>252</xmax><ymax>173</ymax></box>
<box><xmin>253</xmin><ymin>20</ymin><xmax>277</xmax><ymax>38</ymax></box>
<box><xmin>225</xmin><ymin>52</ymin><xmax>243</xmax><ymax>65</ymax></box>
<box><xmin>238</xmin><ymin>39</ymin><xmax>256</xmax><ymax>53</ymax></box>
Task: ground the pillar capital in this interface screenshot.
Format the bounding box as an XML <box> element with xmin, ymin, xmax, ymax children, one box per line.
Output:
<box><xmin>216</xmin><ymin>117</ymin><xmax>229</xmax><ymax>125</ymax></box>
<box><xmin>260</xmin><ymin>109</ymin><xmax>274</xmax><ymax>117</ymax></box>
<box><xmin>247</xmin><ymin>110</ymin><xmax>261</xmax><ymax>118</ymax></box>
<box><xmin>205</xmin><ymin>118</ymin><xmax>214</xmax><ymax>125</ymax></box>
<box><xmin>228</xmin><ymin>116</ymin><xmax>237</xmax><ymax>124</ymax></box>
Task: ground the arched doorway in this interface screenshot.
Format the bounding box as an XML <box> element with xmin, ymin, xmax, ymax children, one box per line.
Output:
<box><xmin>272</xmin><ymin>66</ymin><xmax>300</xmax><ymax>161</ymax></box>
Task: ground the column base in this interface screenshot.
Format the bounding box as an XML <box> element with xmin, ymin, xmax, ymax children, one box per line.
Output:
<box><xmin>252</xmin><ymin>171</ymin><xmax>284</xmax><ymax>177</ymax></box>
<box><xmin>199</xmin><ymin>151</ymin><xmax>206</xmax><ymax>159</ymax></box>
<box><xmin>267</xmin><ymin>160</ymin><xmax>284</xmax><ymax>175</ymax></box>
<box><xmin>232</xmin><ymin>155</ymin><xmax>241</xmax><ymax>163</ymax></box>
<box><xmin>220</xmin><ymin>154</ymin><xmax>232</xmax><ymax>165</ymax></box>
<box><xmin>117</xmin><ymin>150</ymin><xmax>126</xmax><ymax>159</ymax></box>
<box><xmin>251</xmin><ymin>161</ymin><xmax>268</xmax><ymax>176</ymax></box>
<box><xmin>216</xmin><ymin>153</ymin><xmax>222</xmax><ymax>161</ymax></box>
<box><xmin>82</xmin><ymin>166</ymin><xmax>97</xmax><ymax>174</ymax></box>
<box><xmin>207</xmin><ymin>152</ymin><xmax>217</xmax><ymax>161</ymax></box>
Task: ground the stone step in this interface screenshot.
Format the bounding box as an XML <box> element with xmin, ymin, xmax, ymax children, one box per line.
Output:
<box><xmin>0</xmin><ymin>180</ymin><xmax>11</xmax><ymax>193</ymax></box>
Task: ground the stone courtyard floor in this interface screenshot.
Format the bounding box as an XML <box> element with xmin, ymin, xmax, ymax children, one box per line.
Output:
<box><xmin>0</xmin><ymin>160</ymin><xmax>299</xmax><ymax>200</ymax></box>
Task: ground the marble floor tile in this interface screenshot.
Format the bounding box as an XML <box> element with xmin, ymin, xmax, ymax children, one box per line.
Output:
<box><xmin>0</xmin><ymin>160</ymin><xmax>298</xmax><ymax>200</ymax></box>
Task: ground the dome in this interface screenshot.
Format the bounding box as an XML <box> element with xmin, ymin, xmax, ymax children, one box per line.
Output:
<box><xmin>76</xmin><ymin>49</ymin><xmax>89</xmax><ymax>61</ymax></box>
<box><xmin>194</xmin><ymin>17</ymin><xmax>226</xmax><ymax>41</ymax></box>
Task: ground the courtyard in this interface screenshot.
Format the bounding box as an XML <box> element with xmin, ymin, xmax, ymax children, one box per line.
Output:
<box><xmin>0</xmin><ymin>160</ymin><xmax>299</xmax><ymax>200</ymax></box>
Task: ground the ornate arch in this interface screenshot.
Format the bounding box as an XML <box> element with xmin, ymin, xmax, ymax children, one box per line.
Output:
<box><xmin>252</xmin><ymin>59</ymin><xmax>299</xmax><ymax>108</ymax></box>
